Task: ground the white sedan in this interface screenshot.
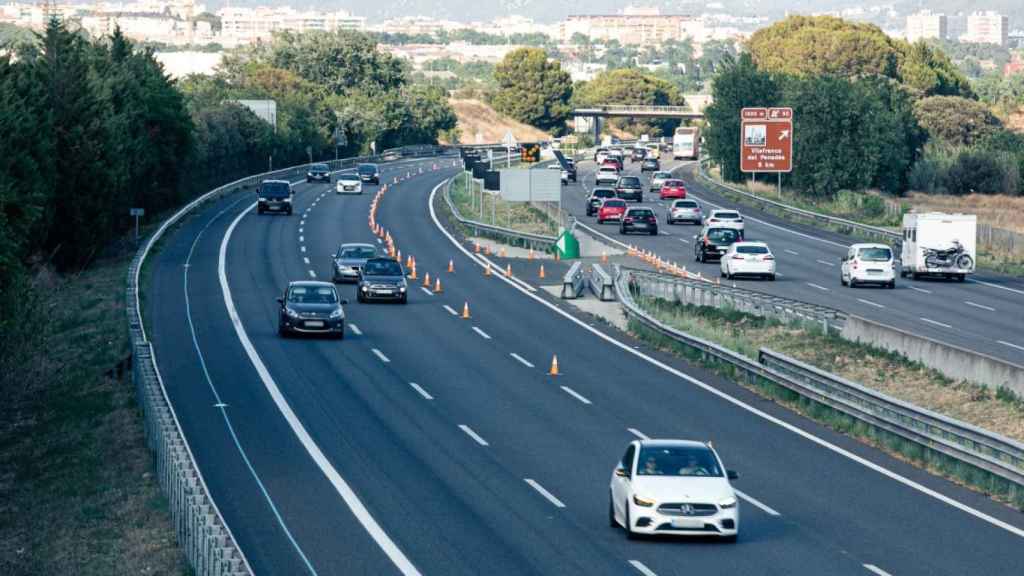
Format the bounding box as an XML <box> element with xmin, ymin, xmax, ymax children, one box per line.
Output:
<box><xmin>610</xmin><ymin>439</ymin><xmax>740</xmax><ymax>541</ymax></box>
<box><xmin>596</xmin><ymin>166</ymin><xmax>620</xmax><ymax>185</ymax></box>
<box><xmin>336</xmin><ymin>174</ymin><xmax>363</xmax><ymax>194</ymax></box>
<box><xmin>705</xmin><ymin>209</ymin><xmax>745</xmax><ymax>236</ymax></box>
<box><xmin>721</xmin><ymin>241</ymin><xmax>776</xmax><ymax>280</ymax></box>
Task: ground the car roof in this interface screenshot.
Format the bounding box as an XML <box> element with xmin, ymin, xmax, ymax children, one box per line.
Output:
<box><xmin>288</xmin><ymin>280</ymin><xmax>336</xmax><ymax>288</ymax></box>
<box><xmin>851</xmin><ymin>243</ymin><xmax>891</xmax><ymax>249</ymax></box>
<box><xmin>339</xmin><ymin>242</ymin><xmax>375</xmax><ymax>249</ymax></box>
<box><xmin>261</xmin><ymin>179</ymin><xmax>290</xmax><ymax>185</ymax></box>
<box><xmin>637</xmin><ymin>439</ymin><xmax>710</xmax><ymax>450</ymax></box>
<box><xmin>711</xmin><ymin>209</ymin><xmax>740</xmax><ymax>215</ymax></box>
<box><xmin>337</xmin><ymin>172</ymin><xmax>360</xmax><ymax>178</ymax></box>
<box><xmin>732</xmin><ymin>241</ymin><xmax>768</xmax><ymax>247</ymax></box>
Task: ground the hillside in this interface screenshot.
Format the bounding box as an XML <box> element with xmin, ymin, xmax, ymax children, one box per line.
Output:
<box><xmin>448</xmin><ymin>99</ymin><xmax>551</xmax><ymax>145</ymax></box>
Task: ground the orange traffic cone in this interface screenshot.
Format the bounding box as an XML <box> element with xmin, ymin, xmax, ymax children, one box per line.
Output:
<box><xmin>485</xmin><ymin>264</ymin><xmax>492</xmax><ymax>277</ymax></box>
<box><xmin>549</xmin><ymin>355</ymin><xmax>560</xmax><ymax>376</ymax></box>
<box><xmin>602</xmin><ymin>251</ymin><xmax>608</xmax><ymax>263</ymax></box>
<box><xmin>406</xmin><ymin>255</ymin><xmax>414</xmax><ymax>268</ymax></box>
<box><xmin>484</xmin><ymin>245</ymin><xmax>491</xmax><ymax>256</ymax></box>
<box><xmin>433</xmin><ymin>278</ymin><xmax>443</xmax><ymax>293</ymax></box>
<box><xmin>462</xmin><ymin>302</ymin><xmax>471</xmax><ymax>319</ymax></box>
<box><xmin>474</xmin><ymin>242</ymin><xmax>480</xmax><ymax>254</ymax></box>
<box><xmin>409</xmin><ymin>263</ymin><xmax>418</xmax><ymax>280</ymax></box>
<box><xmin>528</xmin><ymin>249</ymin><xmax>534</xmax><ymax>261</ymax></box>
<box><xmin>505</xmin><ymin>264</ymin><xmax>513</xmax><ymax>277</ymax></box>
<box><xmin>538</xmin><ymin>265</ymin><xmax>546</xmax><ymax>279</ymax></box>
<box><xmin>447</xmin><ymin>259</ymin><xmax>454</xmax><ymax>273</ymax></box>
<box><xmin>554</xmin><ymin>251</ymin><xmax>560</xmax><ymax>261</ymax></box>
<box><xmin>499</xmin><ymin>246</ymin><xmax>507</xmax><ymax>258</ymax></box>
<box><xmin>423</xmin><ymin>272</ymin><xmax>431</xmax><ymax>287</ymax></box>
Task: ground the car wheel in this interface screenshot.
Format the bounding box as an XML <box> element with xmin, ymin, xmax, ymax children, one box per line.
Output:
<box><xmin>849</xmin><ymin>278</ymin><xmax>857</xmax><ymax>288</ymax></box>
<box><xmin>768</xmin><ymin>274</ymin><xmax>776</xmax><ymax>281</ymax></box>
<box><xmin>400</xmin><ymin>294</ymin><xmax>408</xmax><ymax>305</ymax></box>
<box><xmin>888</xmin><ymin>280</ymin><xmax>896</xmax><ymax>289</ymax></box>
<box><xmin>306</xmin><ymin>177</ymin><xmax>312</xmax><ymax>183</ymax></box>
<box><xmin>357</xmin><ymin>292</ymin><xmax>365</xmax><ymax>303</ymax></box>
<box><xmin>624</xmin><ymin>502</ymin><xmax>636</xmax><ymax>540</ymax></box>
<box><xmin>278</xmin><ymin>324</ymin><xmax>288</xmax><ymax>338</ymax></box>
<box><xmin>840</xmin><ymin>275</ymin><xmax>847</xmax><ymax>286</ymax></box>
<box><xmin>650</xmin><ymin>229</ymin><xmax>657</xmax><ymax>236</ymax></box>
<box><xmin>957</xmin><ymin>274</ymin><xmax>966</xmax><ymax>282</ymax></box>
<box><xmin>337</xmin><ymin>327</ymin><xmax>345</xmax><ymax>340</ymax></box>
<box><xmin>721</xmin><ymin>268</ymin><xmax>728</xmax><ymax>279</ymax></box>
<box><xmin>722</xmin><ymin>534</ymin><xmax>738</xmax><ymax>543</ymax></box>
<box><xmin>609</xmin><ymin>495</ymin><xmax>618</xmax><ymax>528</ymax></box>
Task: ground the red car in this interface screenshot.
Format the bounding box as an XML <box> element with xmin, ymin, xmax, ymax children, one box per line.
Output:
<box><xmin>601</xmin><ymin>157</ymin><xmax>622</xmax><ymax>172</ymax></box>
<box><xmin>596</xmin><ymin>198</ymin><xmax>628</xmax><ymax>224</ymax></box>
<box><xmin>659</xmin><ymin>179</ymin><xmax>687</xmax><ymax>200</ymax></box>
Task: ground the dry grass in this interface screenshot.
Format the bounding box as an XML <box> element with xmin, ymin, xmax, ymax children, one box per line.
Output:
<box><xmin>0</xmin><ymin>255</ymin><xmax>185</xmax><ymax>576</ymax></box>
<box><xmin>448</xmin><ymin>99</ymin><xmax>551</xmax><ymax>144</ymax></box>
<box><xmin>449</xmin><ymin>172</ymin><xmax>559</xmax><ymax>236</ymax></box>
<box><xmin>903</xmin><ymin>192</ymin><xmax>1024</xmax><ymax>235</ymax></box>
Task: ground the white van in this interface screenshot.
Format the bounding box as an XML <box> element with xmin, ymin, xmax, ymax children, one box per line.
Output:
<box><xmin>900</xmin><ymin>213</ymin><xmax>976</xmax><ymax>281</ymax></box>
<box><xmin>841</xmin><ymin>243</ymin><xmax>895</xmax><ymax>288</ymax></box>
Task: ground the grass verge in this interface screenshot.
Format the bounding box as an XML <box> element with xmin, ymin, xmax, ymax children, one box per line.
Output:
<box><xmin>448</xmin><ymin>170</ymin><xmax>559</xmax><ymax>237</ymax></box>
<box><xmin>629</xmin><ymin>296</ymin><xmax>1024</xmax><ymax>509</ymax></box>
<box><xmin>0</xmin><ymin>252</ymin><xmax>185</xmax><ymax>575</ymax></box>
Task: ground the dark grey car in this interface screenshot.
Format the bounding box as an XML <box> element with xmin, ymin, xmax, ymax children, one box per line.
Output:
<box><xmin>277</xmin><ymin>281</ymin><xmax>347</xmax><ymax>338</ymax></box>
<box><xmin>331</xmin><ymin>243</ymin><xmax>377</xmax><ymax>283</ymax></box>
<box><xmin>358</xmin><ymin>163</ymin><xmax>380</xmax><ymax>184</ymax></box>
<box><xmin>357</xmin><ymin>257</ymin><xmax>408</xmax><ymax>304</ymax></box>
<box><xmin>306</xmin><ymin>163</ymin><xmax>331</xmax><ymax>183</ymax></box>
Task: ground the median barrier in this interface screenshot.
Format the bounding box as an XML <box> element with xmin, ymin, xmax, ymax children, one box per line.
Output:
<box><xmin>561</xmin><ymin>261</ymin><xmax>585</xmax><ymax>299</ymax></box>
<box><xmin>588</xmin><ymin>263</ymin><xmax>615</xmax><ymax>301</ymax></box>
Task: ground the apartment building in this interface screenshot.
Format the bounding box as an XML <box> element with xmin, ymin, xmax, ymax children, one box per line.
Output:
<box><xmin>219</xmin><ymin>6</ymin><xmax>366</xmax><ymax>46</ymax></box>
<box><xmin>560</xmin><ymin>8</ymin><xmax>699</xmax><ymax>46</ymax></box>
<box><xmin>905</xmin><ymin>10</ymin><xmax>946</xmax><ymax>43</ymax></box>
<box><xmin>962</xmin><ymin>11</ymin><xmax>1008</xmax><ymax>46</ymax></box>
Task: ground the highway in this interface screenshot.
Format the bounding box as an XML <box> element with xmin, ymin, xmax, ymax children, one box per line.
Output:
<box><xmin>145</xmin><ymin>154</ymin><xmax>1024</xmax><ymax>575</ymax></box>
<box><xmin>566</xmin><ymin>156</ymin><xmax>1024</xmax><ymax>366</ymax></box>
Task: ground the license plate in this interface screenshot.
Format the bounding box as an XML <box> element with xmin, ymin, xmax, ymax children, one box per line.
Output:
<box><xmin>268</xmin><ymin>205</ymin><xmax>280</xmax><ymax>210</ymax></box>
<box><xmin>671</xmin><ymin>518</ymin><xmax>704</xmax><ymax>529</ymax></box>
<box><xmin>376</xmin><ymin>290</ymin><xmax>393</xmax><ymax>295</ymax></box>
<box><xmin>305</xmin><ymin>321</ymin><xmax>324</xmax><ymax>328</ymax></box>
<box><xmin>868</xmin><ymin>270</ymin><xmax>881</xmax><ymax>275</ymax></box>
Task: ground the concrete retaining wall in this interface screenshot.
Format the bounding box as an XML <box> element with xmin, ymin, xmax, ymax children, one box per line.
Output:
<box><xmin>842</xmin><ymin>315</ymin><xmax>1024</xmax><ymax>395</ymax></box>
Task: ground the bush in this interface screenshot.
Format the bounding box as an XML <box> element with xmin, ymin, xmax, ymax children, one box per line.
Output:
<box><xmin>946</xmin><ymin>149</ymin><xmax>1016</xmax><ymax>195</ymax></box>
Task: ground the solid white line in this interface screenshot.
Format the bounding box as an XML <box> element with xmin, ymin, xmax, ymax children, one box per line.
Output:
<box><xmin>816</xmin><ymin>259</ymin><xmax>835</xmax><ymax>267</ymax></box>
<box><xmin>863</xmin><ymin>564</ymin><xmax>893</xmax><ymax>576</ymax></box>
<box><xmin>303</xmin><ymin>257</ymin><xmax>310</xmax><ymax>265</ymax></box>
<box><xmin>524</xmin><ymin>479</ymin><xmax>566</xmax><ymax>508</ymax></box>
<box><xmin>627</xmin><ymin>428</ymin><xmax>649</xmax><ymax>440</ymax></box>
<box><xmin>458</xmin><ymin>424</ymin><xmax>489</xmax><ymax>446</ymax></box>
<box><xmin>920</xmin><ymin>317</ymin><xmax>953</xmax><ymax>329</ymax></box>
<box><xmin>806</xmin><ymin>282</ymin><xmax>830</xmax><ymax>291</ymax></box>
<box><xmin>442</xmin><ymin>304</ymin><xmax>459</xmax><ymax>316</ymax></box>
<box><xmin>409</xmin><ymin>382</ymin><xmax>433</xmax><ymax>401</ymax></box>
<box><xmin>371</xmin><ymin>348</ymin><xmax>390</xmax><ymax>363</ymax></box>
<box><xmin>219</xmin><ymin>204</ymin><xmax>423</xmax><ymax>576</ymax></box>
<box><xmin>964</xmin><ymin>300</ymin><xmax>996</xmax><ymax>312</ymax></box>
<box><xmin>908</xmin><ymin>286</ymin><xmax>931</xmax><ymax>294</ymax></box>
<box><xmin>785</xmin><ymin>249</ymin><xmax>800</xmax><ymax>256</ymax></box>
<box><xmin>734</xmin><ymin>489</ymin><xmax>781</xmax><ymax>516</ymax></box>
<box><xmin>348</xmin><ymin>323</ymin><xmax>362</xmax><ymax>336</ymax></box>
<box><xmin>856</xmin><ymin>298</ymin><xmax>885</xmax><ymax>309</ymax></box>
<box><xmin>419</xmin><ymin>286</ymin><xmax>434</xmax><ymax>296</ymax></box>
<box><xmin>307</xmin><ymin>270</ymin><xmax>316</xmax><ymax>278</ymax></box>
<box><xmin>510</xmin><ymin>353</ymin><xmax>534</xmax><ymax>368</ymax></box>
<box><xmin>426</xmin><ymin>179</ymin><xmax>1024</xmax><ymax>541</ymax></box>
<box><xmin>628</xmin><ymin>560</ymin><xmax>658</xmax><ymax>576</ymax></box>
<box><xmin>997</xmin><ymin>340</ymin><xmax>1024</xmax><ymax>353</ymax></box>
<box><xmin>560</xmin><ymin>385</ymin><xmax>593</xmax><ymax>405</ymax></box>
<box><xmin>968</xmin><ymin>278</ymin><xmax>1024</xmax><ymax>296</ymax></box>
<box><xmin>472</xmin><ymin>326</ymin><xmax>492</xmax><ymax>340</ymax></box>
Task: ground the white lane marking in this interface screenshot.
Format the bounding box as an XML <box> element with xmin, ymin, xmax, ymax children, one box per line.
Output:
<box><xmin>909</xmin><ymin>286</ymin><xmax>931</xmax><ymax>294</ymax></box>
<box><xmin>997</xmin><ymin>340</ymin><xmax>1024</xmax><ymax>353</ymax></box>
<box><xmin>920</xmin><ymin>317</ymin><xmax>953</xmax><ymax>329</ymax></box>
<box><xmin>629</xmin><ymin>560</ymin><xmax>658</xmax><ymax>576</ymax></box>
<box><xmin>458</xmin><ymin>424</ymin><xmax>489</xmax><ymax>446</ymax></box>
<box><xmin>348</xmin><ymin>323</ymin><xmax>362</xmax><ymax>336</ymax></box>
<box><xmin>371</xmin><ymin>348</ymin><xmax>391</xmax><ymax>363</ymax></box>
<box><xmin>219</xmin><ymin>205</ymin><xmax>424</xmax><ymax>576</ymax></box>
<box><xmin>426</xmin><ymin>179</ymin><xmax>1024</xmax><ymax>541</ymax></box>
<box><xmin>301</xmin><ymin>246</ymin><xmax>306</xmax><ymax>253</ymax></box>
<box><xmin>299</xmin><ymin>235</ymin><xmax>304</xmax><ymax>243</ymax></box>
<box><xmin>442</xmin><ymin>304</ymin><xmax>459</xmax><ymax>316</ymax></box>
<box><xmin>806</xmin><ymin>282</ymin><xmax>830</xmax><ymax>291</ymax></box>
<box><xmin>299</xmin><ymin>227</ymin><xmax>304</xmax><ymax>233</ymax></box>
<box><xmin>419</xmin><ymin>287</ymin><xmax>434</xmax><ymax>296</ymax></box>
<box><xmin>409</xmin><ymin>382</ymin><xmax>433</xmax><ymax>401</ymax></box>
<box><xmin>785</xmin><ymin>249</ymin><xmax>800</xmax><ymax>256</ymax></box>
<box><xmin>524</xmin><ymin>479</ymin><xmax>566</xmax><ymax>508</ymax></box>
<box><xmin>560</xmin><ymin>385</ymin><xmax>593</xmax><ymax>405</ymax></box>
<box><xmin>307</xmin><ymin>270</ymin><xmax>316</xmax><ymax>278</ymax></box>
<box><xmin>964</xmin><ymin>300</ymin><xmax>996</xmax><ymax>312</ymax></box>
<box><xmin>856</xmin><ymin>298</ymin><xmax>885</xmax><ymax>309</ymax></box>
<box><xmin>734</xmin><ymin>489</ymin><xmax>781</xmax><ymax>516</ymax></box>
<box><xmin>660</xmin><ymin>230</ymin><xmax>672</xmax><ymax>236</ymax></box>
<box><xmin>510</xmin><ymin>353</ymin><xmax>534</xmax><ymax>368</ymax></box>
<box><xmin>863</xmin><ymin>565</ymin><xmax>893</xmax><ymax>576</ymax></box>
<box><xmin>968</xmin><ymin>278</ymin><xmax>1024</xmax><ymax>296</ymax></box>
<box><xmin>472</xmin><ymin>326</ymin><xmax>492</xmax><ymax>340</ymax></box>
<box><xmin>677</xmin><ymin>238</ymin><xmax>689</xmax><ymax>244</ymax></box>
<box><xmin>816</xmin><ymin>259</ymin><xmax>835</xmax><ymax>267</ymax></box>
<box><xmin>303</xmin><ymin>257</ymin><xmax>310</xmax><ymax>265</ymax></box>
<box><xmin>628</xmin><ymin>428</ymin><xmax>649</xmax><ymax>440</ymax></box>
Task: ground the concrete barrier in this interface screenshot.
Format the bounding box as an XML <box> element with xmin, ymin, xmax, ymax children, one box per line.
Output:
<box><xmin>842</xmin><ymin>315</ymin><xmax>1024</xmax><ymax>394</ymax></box>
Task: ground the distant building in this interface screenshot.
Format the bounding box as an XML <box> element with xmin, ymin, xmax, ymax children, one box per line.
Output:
<box><xmin>962</xmin><ymin>11</ymin><xmax>1008</xmax><ymax>46</ymax></box>
<box><xmin>560</xmin><ymin>9</ymin><xmax>699</xmax><ymax>46</ymax></box>
<box><xmin>218</xmin><ymin>6</ymin><xmax>366</xmax><ymax>46</ymax></box>
<box><xmin>905</xmin><ymin>10</ymin><xmax>946</xmax><ymax>43</ymax></box>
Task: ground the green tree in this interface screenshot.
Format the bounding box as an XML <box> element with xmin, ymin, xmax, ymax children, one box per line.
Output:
<box><xmin>897</xmin><ymin>41</ymin><xmax>974</xmax><ymax>99</ymax></box>
<box><xmin>490</xmin><ymin>47</ymin><xmax>573</xmax><ymax>133</ymax></box>
<box><xmin>572</xmin><ymin>68</ymin><xmax>685</xmax><ymax>135</ymax></box>
<box><xmin>913</xmin><ymin>95</ymin><xmax>1002</xmax><ymax>147</ymax></box>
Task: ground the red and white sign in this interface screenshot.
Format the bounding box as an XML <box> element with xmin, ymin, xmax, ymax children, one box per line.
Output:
<box><xmin>740</xmin><ymin>107</ymin><xmax>793</xmax><ymax>173</ymax></box>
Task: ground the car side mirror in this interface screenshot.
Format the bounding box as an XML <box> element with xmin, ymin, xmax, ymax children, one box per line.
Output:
<box><xmin>727</xmin><ymin>470</ymin><xmax>739</xmax><ymax>480</ymax></box>
<box><xmin>276</xmin><ymin>297</ymin><xmax>284</xmax><ymax>305</ymax></box>
<box><xmin>614</xmin><ymin>467</ymin><xmax>629</xmax><ymax>478</ymax></box>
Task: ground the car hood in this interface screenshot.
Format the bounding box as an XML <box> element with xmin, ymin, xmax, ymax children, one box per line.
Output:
<box><xmin>360</xmin><ymin>275</ymin><xmax>404</xmax><ymax>285</ymax></box>
<box><xmin>630</xmin><ymin>476</ymin><xmax>734</xmax><ymax>503</ymax></box>
<box><xmin>337</xmin><ymin>178</ymin><xmax>360</xmax><ymax>184</ymax></box>
<box><xmin>336</xmin><ymin>257</ymin><xmax>369</xmax><ymax>267</ymax></box>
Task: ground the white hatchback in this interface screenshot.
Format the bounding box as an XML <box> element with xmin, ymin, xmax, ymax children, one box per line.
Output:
<box><xmin>596</xmin><ymin>166</ymin><xmax>620</xmax><ymax>185</ymax></box>
<box><xmin>336</xmin><ymin>174</ymin><xmax>363</xmax><ymax>194</ymax></box>
<box><xmin>610</xmin><ymin>439</ymin><xmax>740</xmax><ymax>541</ymax></box>
<box><xmin>705</xmin><ymin>210</ymin><xmax>745</xmax><ymax>235</ymax></box>
<box><xmin>721</xmin><ymin>241</ymin><xmax>775</xmax><ymax>280</ymax></box>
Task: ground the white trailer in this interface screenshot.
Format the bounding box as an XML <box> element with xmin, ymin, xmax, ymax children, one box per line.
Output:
<box><xmin>899</xmin><ymin>213</ymin><xmax>977</xmax><ymax>281</ymax></box>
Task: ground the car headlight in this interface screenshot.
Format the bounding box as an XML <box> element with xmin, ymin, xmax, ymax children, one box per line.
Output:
<box><xmin>361</xmin><ymin>285</ymin><xmax>368</xmax><ymax>292</ymax></box>
<box><xmin>718</xmin><ymin>498</ymin><xmax>737</xmax><ymax>509</ymax></box>
<box><xmin>258</xmin><ymin>197</ymin><xmax>267</xmax><ymax>202</ymax></box>
<box><xmin>632</xmin><ymin>495</ymin><xmax>655</xmax><ymax>508</ymax></box>
<box><xmin>329</xmin><ymin>308</ymin><xmax>344</xmax><ymax>319</ymax></box>
<box><xmin>285</xmin><ymin>307</ymin><xmax>299</xmax><ymax>318</ymax></box>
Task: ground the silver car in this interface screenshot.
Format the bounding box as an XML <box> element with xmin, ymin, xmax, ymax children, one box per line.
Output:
<box><xmin>336</xmin><ymin>173</ymin><xmax>363</xmax><ymax>194</ymax></box>
<box><xmin>331</xmin><ymin>243</ymin><xmax>378</xmax><ymax>283</ymax></box>
<box><xmin>649</xmin><ymin>171</ymin><xmax>672</xmax><ymax>192</ymax></box>
<box><xmin>667</xmin><ymin>199</ymin><xmax>703</xmax><ymax>225</ymax></box>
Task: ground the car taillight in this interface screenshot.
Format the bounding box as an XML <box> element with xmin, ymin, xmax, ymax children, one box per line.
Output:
<box><xmin>624</xmin><ymin>217</ymin><xmax>634</xmax><ymax>223</ymax></box>
<box><xmin>763</xmin><ymin>255</ymin><xmax>775</xmax><ymax>261</ymax></box>
<box><xmin>732</xmin><ymin>255</ymin><xmax>744</xmax><ymax>260</ymax></box>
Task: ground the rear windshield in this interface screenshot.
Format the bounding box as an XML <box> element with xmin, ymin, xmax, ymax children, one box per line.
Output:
<box><xmin>636</xmin><ymin>446</ymin><xmax>723</xmax><ymax>477</ymax></box>
<box><xmin>604</xmin><ymin>199</ymin><xmax>626</xmax><ymax>208</ymax></box>
<box><xmin>287</xmin><ymin>285</ymin><xmax>337</xmax><ymax>304</ymax></box>
<box><xmin>339</xmin><ymin>246</ymin><xmax>377</xmax><ymax>259</ymax></box>
<box><xmin>664</xmin><ymin>180</ymin><xmax>684</xmax><ymax>187</ymax></box>
<box><xmin>599</xmin><ymin>167</ymin><xmax>617</xmax><ymax>173</ymax></box>
<box><xmin>707</xmin><ymin>228</ymin><xmax>740</xmax><ymax>243</ymax></box>
<box><xmin>260</xmin><ymin>181</ymin><xmax>290</xmax><ymax>197</ymax></box>
<box><xmin>618</xmin><ymin>177</ymin><xmax>641</xmax><ymax>186</ymax></box>
<box><xmin>673</xmin><ymin>200</ymin><xmax>698</xmax><ymax>208</ymax></box>
<box><xmin>715</xmin><ymin>211</ymin><xmax>740</xmax><ymax>219</ymax></box>
<box><xmin>593</xmin><ymin>188</ymin><xmax>616</xmax><ymax>198</ymax></box>
<box><xmin>358</xmin><ymin>164</ymin><xmax>378</xmax><ymax>174</ymax></box>
<box><xmin>363</xmin><ymin>259</ymin><xmax>402</xmax><ymax>276</ymax></box>
<box><xmin>737</xmin><ymin>245</ymin><xmax>769</xmax><ymax>255</ymax></box>
<box><xmin>628</xmin><ymin>209</ymin><xmax>654</xmax><ymax>218</ymax></box>
<box><xmin>858</xmin><ymin>247</ymin><xmax>892</xmax><ymax>262</ymax></box>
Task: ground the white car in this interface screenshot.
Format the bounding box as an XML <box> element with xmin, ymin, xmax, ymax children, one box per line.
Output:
<box><xmin>596</xmin><ymin>166</ymin><xmax>620</xmax><ymax>185</ymax></box>
<box><xmin>336</xmin><ymin>174</ymin><xmax>363</xmax><ymax>194</ymax></box>
<box><xmin>646</xmin><ymin>145</ymin><xmax>661</xmax><ymax>160</ymax></box>
<box><xmin>649</xmin><ymin>171</ymin><xmax>672</xmax><ymax>192</ymax></box>
<box><xmin>667</xmin><ymin>199</ymin><xmax>703</xmax><ymax>225</ymax></box>
<box><xmin>610</xmin><ymin>439</ymin><xmax>739</xmax><ymax>541</ymax></box>
<box><xmin>841</xmin><ymin>243</ymin><xmax>896</xmax><ymax>288</ymax></box>
<box><xmin>705</xmin><ymin>210</ymin><xmax>744</xmax><ymax>235</ymax></box>
<box><xmin>721</xmin><ymin>241</ymin><xmax>776</xmax><ymax>280</ymax></box>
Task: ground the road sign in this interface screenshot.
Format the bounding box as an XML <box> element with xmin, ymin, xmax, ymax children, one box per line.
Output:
<box><xmin>520</xmin><ymin>143</ymin><xmax>541</xmax><ymax>163</ymax></box>
<box><xmin>740</xmin><ymin>107</ymin><xmax>793</xmax><ymax>173</ymax></box>
<box><xmin>502</xmin><ymin>131</ymin><xmax>517</xmax><ymax>148</ymax></box>
<box><xmin>129</xmin><ymin>208</ymin><xmax>145</xmax><ymax>217</ymax></box>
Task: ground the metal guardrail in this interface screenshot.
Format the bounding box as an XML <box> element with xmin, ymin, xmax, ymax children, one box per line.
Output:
<box><xmin>615</xmin><ymin>266</ymin><xmax>1024</xmax><ymax>494</ymax></box>
<box><xmin>561</xmin><ymin>261</ymin><xmax>585</xmax><ymax>299</ymax></box>
<box><xmin>573</xmin><ymin>105</ymin><xmax>702</xmax><ymax>117</ymax></box>
<box><xmin>589</xmin><ymin>263</ymin><xmax>615</xmax><ymax>301</ymax></box>
<box><xmin>624</xmin><ymin>266</ymin><xmax>846</xmax><ymax>331</ymax></box>
<box><xmin>126</xmin><ymin>145</ymin><xmax>454</xmax><ymax>576</ymax></box>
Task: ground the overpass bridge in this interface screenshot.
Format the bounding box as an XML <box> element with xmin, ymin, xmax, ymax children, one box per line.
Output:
<box><xmin>571</xmin><ymin>104</ymin><xmax>704</xmax><ymax>140</ymax></box>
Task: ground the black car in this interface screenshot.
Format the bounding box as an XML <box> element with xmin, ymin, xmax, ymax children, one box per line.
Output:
<box><xmin>277</xmin><ymin>281</ymin><xmax>346</xmax><ymax>338</ymax></box>
<box><xmin>630</xmin><ymin>148</ymin><xmax>647</xmax><ymax>162</ymax></box>
<box><xmin>357</xmin><ymin>163</ymin><xmax>380</xmax><ymax>184</ymax></box>
<box><xmin>694</xmin><ymin>227</ymin><xmax>742</xmax><ymax>262</ymax></box>
<box><xmin>586</xmin><ymin>187</ymin><xmax>617</xmax><ymax>216</ymax></box>
<box><xmin>306</xmin><ymin>163</ymin><xmax>331</xmax><ymax>183</ymax></box>
<box><xmin>257</xmin><ymin>180</ymin><xmax>293</xmax><ymax>215</ymax></box>
<box><xmin>615</xmin><ymin>176</ymin><xmax>644</xmax><ymax>202</ymax></box>
<box><xmin>357</xmin><ymin>257</ymin><xmax>408</xmax><ymax>304</ymax></box>
<box><xmin>620</xmin><ymin>207</ymin><xmax>659</xmax><ymax>236</ymax></box>
<box><xmin>641</xmin><ymin>158</ymin><xmax>660</xmax><ymax>172</ymax></box>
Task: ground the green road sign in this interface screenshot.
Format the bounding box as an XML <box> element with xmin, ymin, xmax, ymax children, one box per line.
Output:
<box><xmin>555</xmin><ymin>230</ymin><xmax>580</xmax><ymax>260</ymax></box>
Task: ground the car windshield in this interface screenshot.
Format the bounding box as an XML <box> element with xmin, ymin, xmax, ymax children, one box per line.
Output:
<box><xmin>636</xmin><ymin>446</ymin><xmax>723</xmax><ymax>477</ymax></box>
<box><xmin>858</xmin><ymin>247</ymin><xmax>892</xmax><ymax>261</ymax></box>
<box><xmin>628</xmin><ymin>209</ymin><xmax>654</xmax><ymax>218</ymax></box>
<box><xmin>618</xmin><ymin>177</ymin><xmax>641</xmax><ymax>186</ymax></box>
<box><xmin>707</xmin><ymin>228</ymin><xmax>740</xmax><ymax>243</ymax></box>
<box><xmin>338</xmin><ymin>175</ymin><xmax>359</xmax><ymax>181</ymax></box>
<box><xmin>287</xmin><ymin>285</ymin><xmax>337</xmax><ymax>304</ymax></box>
<box><xmin>715</xmin><ymin>212</ymin><xmax>740</xmax><ymax>219</ymax></box>
<box><xmin>363</xmin><ymin>260</ymin><xmax>402</xmax><ymax>276</ymax></box>
<box><xmin>604</xmin><ymin>200</ymin><xmax>626</xmax><ymax>208</ymax></box>
<box><xmin>358</xmin><ymin>164</ymin><xmax>377</xmax><ymax>174</ymax></box>
<box><xmin>674</xmin><ymin>200</ymin><xmax>698</xmax><ymax>208</ymax></box>
<box><xmin>311</xmin><ymin>164</ymin><xmax>328</xmax><ymax>171</ymax></box>
<box><xmin>339</xmin><ymin>246</ymin><xmax>376</xmax><ymax>259</ymax></box>
<box><xmin>737</xmin><ymin>245</ymin><xmax>770</xmax><ymax>255</ymax></box>
<box><xmin>593</xmin><ymin>189</ymin><xmax>616</xmax><ymax>198</ymax></box>
<box><xmin>260</xmin><ymin>181</ymin><xmax>290</xmax><ymax>198</ymax></box>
